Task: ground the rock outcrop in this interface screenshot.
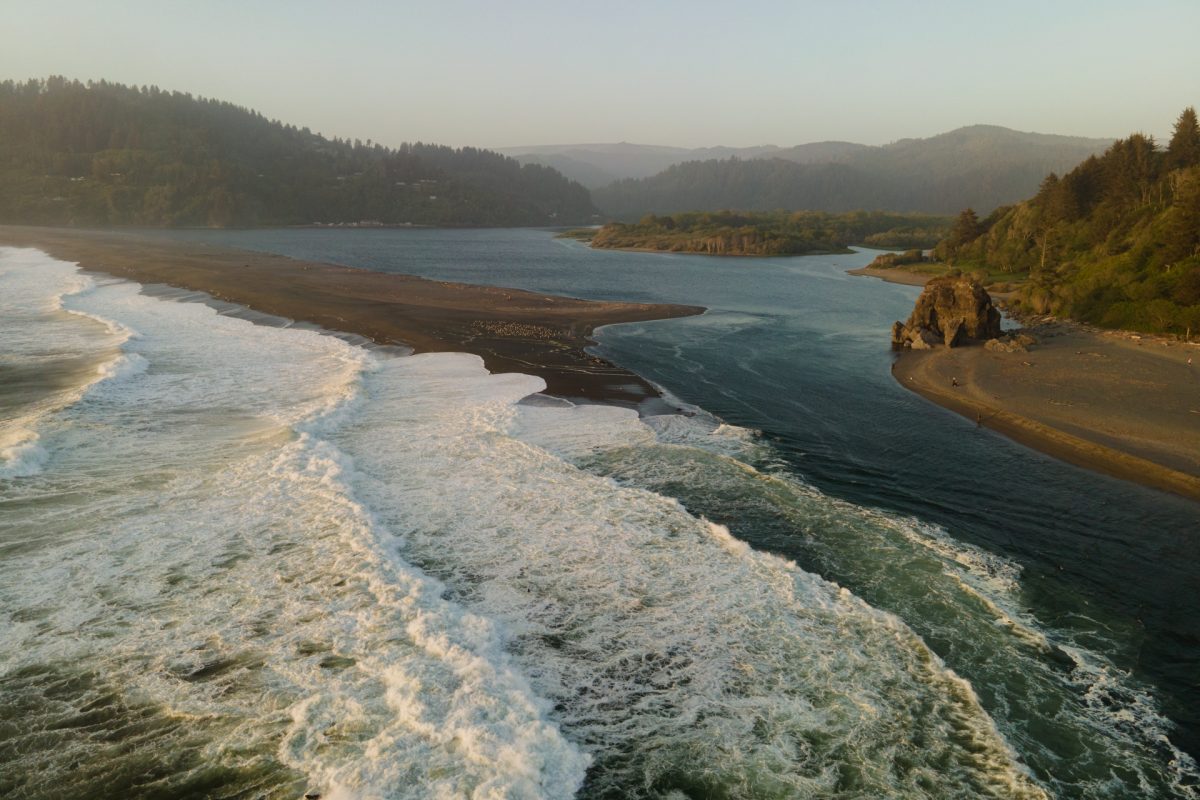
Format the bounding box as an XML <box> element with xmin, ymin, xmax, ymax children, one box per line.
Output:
<box><xmin>892</xmin><ymin>274</ymin><xmax>1002</xmax><ymax>350</ymax></box>
<box><xmin>985</xmin><ymin>333</ymin><xmax>1038</xmax><ymax>353</ymax></box>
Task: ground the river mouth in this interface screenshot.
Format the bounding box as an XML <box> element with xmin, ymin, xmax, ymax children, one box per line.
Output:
<box><xmin>3</xmin><ymin>235</ymin><xmax>1198</xmax><ymax>798</ymax></box>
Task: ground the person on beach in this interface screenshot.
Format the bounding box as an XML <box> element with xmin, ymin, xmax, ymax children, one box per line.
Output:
<box><xmin>951</xmin><ymin>377</ymin><xmax>959</xmax><ymax>387</ymax></box>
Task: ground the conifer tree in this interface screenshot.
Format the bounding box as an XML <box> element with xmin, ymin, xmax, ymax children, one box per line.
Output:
<box><xmin>950</xmin><ymin>208</ymin><xmax>981</xmax><ymax>245</ymax></box>
<box><xmin>928</xmin><ymin>108</ymin><xmax>1200</xmax><ymax>334</ymax></box>
<box><xmin>1167</xmin><ymin>107</ymin><xmax>1200</xmax><ymax>170</ymax></box>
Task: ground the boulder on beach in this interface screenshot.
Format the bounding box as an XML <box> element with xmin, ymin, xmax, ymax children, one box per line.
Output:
<box><xmin>892</xmin><ymin>274</ymin><xmax>1002</xmax><ymax>350</ymax></box>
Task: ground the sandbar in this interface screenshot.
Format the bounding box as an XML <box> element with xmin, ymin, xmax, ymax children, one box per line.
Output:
<box><xmin>0</xmin><ymin>226</ymin><xmax>704</xmax><ymax>406</ymax></box>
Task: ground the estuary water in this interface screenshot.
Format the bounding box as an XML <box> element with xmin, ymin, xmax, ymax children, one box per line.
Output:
<box><xmin>2</xmin><ymin>230</ymin><xmax>1198</xmax><ymax>799</ymax></box>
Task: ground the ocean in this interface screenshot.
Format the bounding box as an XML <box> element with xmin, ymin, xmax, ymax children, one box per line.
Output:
<box><xmin>1</xmin><ymin>231</ymin><xmax>1197</xmax><ymax>799</ymax></box>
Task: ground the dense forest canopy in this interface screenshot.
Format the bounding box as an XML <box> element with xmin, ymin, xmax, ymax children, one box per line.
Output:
<box><xmin>591</xmin><ymin>126</ymin><xmax>1111</xmax><ymax>220</ymax></box>
<box><xmin>936</xmin><ymin>107</ymin><xmax>1200</xmax><ymax>335</ymax></box>
<box><xmin>585</xmin><ymin>210</ymin><xmax>951</xmax><ymax>256</ymax></box>
<box><xmin>0</xmin><ymin>77</ymin><xmax>596</xmax><ymax>227</ymax></box>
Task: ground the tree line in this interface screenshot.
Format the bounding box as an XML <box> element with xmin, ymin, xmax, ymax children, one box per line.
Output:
<box><xmin>0</xmin><ymin>77</ymin><xmax>596</xmax><ymax>227</ymax></box>
<box><xmin>936</xmin><ymin>108</ymin><xmax>1200</xmax><ymax>336</ymax></box>
<box><xmin>588</xmin><ymin>210</ymin><xmax>951</xmax><ymax>256</ymax></box>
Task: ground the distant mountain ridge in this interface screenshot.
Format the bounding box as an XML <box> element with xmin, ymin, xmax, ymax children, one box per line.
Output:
<box><xmin>496</xmin><ymin>141</ymin><xmax>868</xmax><ymax>187</ymax></box>
<box><xmin>504</xmin><ymin>127</ymin><xmax>1112</xmax><ymax>218</ymax></box>
<box><xmin>0</xmin><ymin>77</ymin><xmax>596</xmax><ymax>228</ymax></box>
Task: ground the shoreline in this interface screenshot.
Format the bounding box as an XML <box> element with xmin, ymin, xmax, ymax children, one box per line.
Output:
<box><xmin>0</xmin><ymin>226</ymin><xmax>704</xmax><ymax>408</ymax></box>
<box><xmin>848</xmin><ymin>264</ymin><xmax>1021</xmax><ymax>302</ymax></box>
<box><xmin>846</xmin><ymin>265</ymin><xmax>936</xmax><ymax>286</ymax></box>
<box><xmin>847</xmin><ymin>264</ymin><xmax>1200</xmax><ymax>501</ymax></box>
<box><xmin>891</xmin><ymin>327</ymin><xmax>1200</xmax><ymax>502</ymax></box>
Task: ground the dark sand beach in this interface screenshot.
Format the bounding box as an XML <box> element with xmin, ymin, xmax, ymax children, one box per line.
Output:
<box><xmin>892</xmin><ymin>323</ymin><xmax>1200</xmax><ymax>501</ymax></box>
<box><xmin>0</xmin><ymin>226</ymin><xmax>703</xmax><ymax>406</ymax></box>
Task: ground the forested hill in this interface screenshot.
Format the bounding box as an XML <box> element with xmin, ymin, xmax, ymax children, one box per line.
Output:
<box><xmin>936</xmin><ymin>108</ymin><xmax>1200</xmax><ymax>336</ymax></box>
<box><xmin>591</xmin><ymin>126</ymin><xmax>1111</xmax><ymax>219</ymax></box>
<box><xmin>0</xmin><ymin>78</ymin><xmax>596</xmax><ymax>227</ymax></box>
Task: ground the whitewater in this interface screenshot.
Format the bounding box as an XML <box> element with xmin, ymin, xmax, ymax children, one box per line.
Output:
<box><xmin>1</xmin><ymin>247</ymin><xmax>1195</xmax><ymax>799</ymax></box>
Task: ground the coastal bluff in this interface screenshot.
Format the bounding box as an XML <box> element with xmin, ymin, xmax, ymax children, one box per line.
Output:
<box><xmin>892</xmin><ymin>274</ymin><xmax>1002</xmax><ymax>349</ymax></box>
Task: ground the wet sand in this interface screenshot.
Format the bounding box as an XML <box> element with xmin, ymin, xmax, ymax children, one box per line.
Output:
<box><xmin>892</xmin><ymin>321</ymin><xmax>1200</xmax><ymax>501</ymax></box>
<box><xmin>0</xmin><ymin>226</ymin><xmax>704</xmax><ymax>407</ymax></box>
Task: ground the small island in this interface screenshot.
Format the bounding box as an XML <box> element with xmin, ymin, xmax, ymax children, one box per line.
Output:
<box><xmin>561</xmin><ymin>210</ymin><xmax>950</xmax><ymax>257</ymax></box>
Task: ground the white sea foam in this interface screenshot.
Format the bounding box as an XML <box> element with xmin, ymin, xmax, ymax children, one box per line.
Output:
<box><xmin>94</xmin><ymin>351</ymin><xmax>149</xmax><ymax>382</ymax></box>
<box><xmin>0</xmin><ymin>433</ymin><xmax>48</xmax><ymax>479</ymax></box>
<box><xmin>0</xmin><ymin>251</ymin><xmax>588</xmax><ymax>798</ymax></box>
<box><xmin>333</xmin><ymin>351</ymin><xmax>1049</xmax><ymax>798</ymax></box>
<box><xmin>509</xmin><ymin>402</ymin><xmax>655</xmax><ymax>460</ymax></box>
<box><xmin>512</xmin><ymin>385</ymin><xmax>1199</xmax><ymax>797</ymax></box>
<box><xmin>510</xmin><ymin>385</ymin><xmax>765</xmax><ymax>466</ymax></box>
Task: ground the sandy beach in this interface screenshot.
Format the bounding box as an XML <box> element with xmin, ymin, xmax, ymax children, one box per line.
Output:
<box><xmin>0</xmin><ymin>226</ymin><xmax>704</xmax><ymax>406</ymax></box>
<box><xmin>850</xmin><ymin>263</ymin><xmax>1200</xmax><ymax>500</ymax></box>
<box><xmin>845</xmin><ymin>265</ymin><xmax>934</xmax><ymax>286</ymax></box>
<box><xmin>892</xmin><ymin>321</ymin><xmax>1200</xmax><ymax>501</ymax></box>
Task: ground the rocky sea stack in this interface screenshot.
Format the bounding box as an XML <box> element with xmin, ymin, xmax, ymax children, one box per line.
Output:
<box><xmin>892</xmin><ymin>274</ymin><xmax>1002</xmax><ymax>350</ymax></box>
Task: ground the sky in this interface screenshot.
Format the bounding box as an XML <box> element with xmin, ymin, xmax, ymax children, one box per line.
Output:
<box><xmin>4</xmin><ymin>0</ymin><xmax>1198</xmax><ymax>149</ymax></box>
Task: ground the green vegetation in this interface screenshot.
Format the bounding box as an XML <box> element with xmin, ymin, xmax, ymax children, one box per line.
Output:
<box><xmin>0</xmin><ymin>77</ymin><xmax>596</xmax><ymax>227</ymax></box>
<box><xmin>586</xmin><ymin>211</ymin><xmax>951</xmax><ymax>256</ymax></box>
<box><xmin>554</xmin><ymin>227</ymin><xmax>601</xmax><ymax>241</ymax></box>
<box><xmin>861</xmin><ymin>225</ymin><xmax>949</xmax><ymax>249</ymax></box>
<box><xmin>591</xmin><ymin>126</ymin><xmax>1110</xmax><ymax>219</ymax></box>
<box><xmin>865</xmin><ymin>249</ymin><xmax>928</xmax><ymax>269</ymax></box>
<box><xmin>935</xmin><ymin>107</ymin><xmax>1200</xmax><ymax>336</ymax></box>
<box><xmin>865</xmin><ymin>249</ymin><xmax>1028</xmax><ymax>285</ymax></box>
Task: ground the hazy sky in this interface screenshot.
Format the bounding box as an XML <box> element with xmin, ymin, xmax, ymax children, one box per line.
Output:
<box><xmin>4</xmin><ymin>0</ymin><xmax>1198</xmax><ymax>149</ymax></box>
